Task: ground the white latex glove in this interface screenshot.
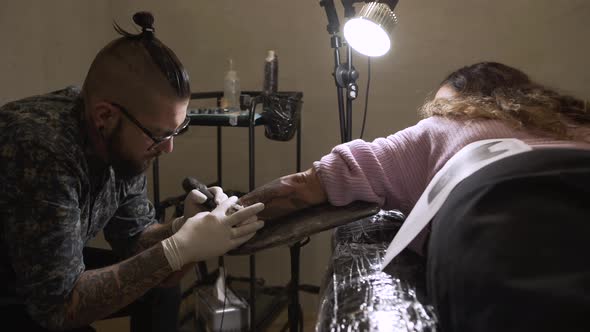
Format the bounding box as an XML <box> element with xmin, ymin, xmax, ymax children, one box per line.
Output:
<box><xmin>205</xmin><ymin>186</ymin><xmax>230</xmax><ymax>205</ymax></box>
<box><xmin>162</xmin><ymin>196</ymin><xmax>264</xmax><ymax>271</ymax></box>
<box><xmin>172</xmin><ymin>186</ymin><xmax>231</xmax><ymax>233</ymax></box>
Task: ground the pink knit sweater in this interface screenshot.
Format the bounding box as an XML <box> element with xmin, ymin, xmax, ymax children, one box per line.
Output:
<box><xmin>314</xmin><ymin>116</ymin><xmax>590</xmax><ymax>216</ymax></box>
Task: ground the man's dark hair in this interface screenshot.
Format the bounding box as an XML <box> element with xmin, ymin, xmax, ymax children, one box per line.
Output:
<box><xmin>113</xmin><ymin>11</ymin><xmax>190</xmax><ymax>99</ymax></box>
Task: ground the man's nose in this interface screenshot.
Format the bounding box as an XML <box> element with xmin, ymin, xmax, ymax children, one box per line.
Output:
<box><xmin>158</xmin><ymin>138</ymin><xmax>174</xmax><ymax>154</ymax></box>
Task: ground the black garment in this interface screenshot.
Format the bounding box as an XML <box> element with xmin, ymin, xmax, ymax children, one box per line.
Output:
<box><xmin>0</xmin><ymin>247</ymin><xmax>181</xmax><ymax>332</ymax></box>
<box><xmin>427</xmin><ymin>148</ymin><xmax>590</xmax><ymax>332</ymax></box>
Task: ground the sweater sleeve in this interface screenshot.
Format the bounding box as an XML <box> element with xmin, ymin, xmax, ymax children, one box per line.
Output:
<box><xmin>313</xmin><ymin>119</ymin><xmax>439</xmax><ymax>214</ymax></box>
<box><xmin>312</xmin><ymin>116</ymin><xmax>543</xmax><ymax>215</ymax></box>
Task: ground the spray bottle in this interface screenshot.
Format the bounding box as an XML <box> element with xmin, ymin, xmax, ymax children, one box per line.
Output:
<box><xmin>223</xmin><ymin>58</ymin><xmax>241</xmax><ymax>112</ymax></box>
<box><xmin>263</xmin><ymin>50</ymin><xmax>278</xmax><ymax>95</ymax></box>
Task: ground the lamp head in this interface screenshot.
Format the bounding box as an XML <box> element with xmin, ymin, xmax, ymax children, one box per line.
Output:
<box><xmin>343</xmin><ymin>1</ymin><xmax>398</xmax><ymax>57</ymax></box>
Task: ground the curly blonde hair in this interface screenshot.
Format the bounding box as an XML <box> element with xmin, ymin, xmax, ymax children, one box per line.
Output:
<box><xmin>420</xmin><ymin>62</ymin><xmax>590</xmax><ymax>139</ymax></box>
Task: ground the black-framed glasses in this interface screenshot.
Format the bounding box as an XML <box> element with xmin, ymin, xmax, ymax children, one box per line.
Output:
<box><xmin>109</xmin><ymin>102</ymin><xmax>190</xmax><ymax>151</ymax></box>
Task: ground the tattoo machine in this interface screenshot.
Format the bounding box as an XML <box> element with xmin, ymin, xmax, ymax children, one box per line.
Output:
<box><xmin>182</xmin><ymin>177</ymin><xmax>218</xmax><ymax>210</ymax></box>
<box><xmin>182</xmin><ymin>177</ymin><xmax>243</xmax><ymax>215</ymax></box>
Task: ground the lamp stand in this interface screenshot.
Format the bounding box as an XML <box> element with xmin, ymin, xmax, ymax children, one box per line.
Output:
<box><xmin>321</xmin><ymin>0</ymin><xmax>361</xmax><ymax>143</ymax></box>
<box><xmin>334</xmin><ymin>46</ymin><xmax>359</xmax><ymax>143</ymax></box>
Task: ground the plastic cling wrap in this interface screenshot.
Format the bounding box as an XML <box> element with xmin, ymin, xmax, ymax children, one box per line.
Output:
<box><xmin>316</xmin><ymin>210</ymin><xmax>439</xmax><ymax>332</ymax></box>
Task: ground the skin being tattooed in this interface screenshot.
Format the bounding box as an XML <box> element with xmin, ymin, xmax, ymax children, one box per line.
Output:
<box><xmin>238</xmin><ymin>167</ymin><xmax>328</xmax><ymax>220</ymax></box>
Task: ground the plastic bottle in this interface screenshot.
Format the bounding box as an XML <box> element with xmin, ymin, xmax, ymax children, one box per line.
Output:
<box><xmin>263</xmin><ymin>50</ymin><xmax>278</xmax><ymax>95</ymax></box>
<box><xmin>223</xmin><ymin>58</ymin><xmax>241</xmax><ymax>112</ymax></box>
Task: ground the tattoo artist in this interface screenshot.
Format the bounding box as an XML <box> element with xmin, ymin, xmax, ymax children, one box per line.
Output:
<box><xmin>0</xmin><ymin>12</ymin><xmax>264</xmax><ymax>332</ymax></box>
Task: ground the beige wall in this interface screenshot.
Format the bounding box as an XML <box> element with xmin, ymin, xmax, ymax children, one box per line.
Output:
<box><xmin>2</xmin><ymin>0</ymin><xmax>590</xmax><ymax>328</ymax></box>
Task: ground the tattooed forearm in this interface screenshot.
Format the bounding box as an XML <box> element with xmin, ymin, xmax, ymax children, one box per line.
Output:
<box><xmin>113</xmin><ymin>222</ymin><xmax>175</xmax><ymax>259</ymax></box>
<box><xmin>131</xmin><ymin>222</ymin><xmax>174</xmax><ymax>253</ymax></box>
<box><xmin>239</xmin><ymin>168</ymin><xmax>328</xmax><ymax>220</ymax></box>
<box><xmin>56</xmin><ymin>244</ymin><xmax>172</xmax><ymax>329</ymax></box>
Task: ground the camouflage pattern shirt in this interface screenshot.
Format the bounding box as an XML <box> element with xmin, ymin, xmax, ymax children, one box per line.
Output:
<box><xmin>0</xmin><ymin>87</ymin><xmax>157</xmax><ymax>321</ymax></box>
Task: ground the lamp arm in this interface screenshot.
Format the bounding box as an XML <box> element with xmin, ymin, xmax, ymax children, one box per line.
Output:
<box><xmin>319</xmin><ymin>0</ymin><xmax>341</xmax><ymax>34</ymax></box>
<box><xmin>346</xmin><ymin>46</ymin><xmax>355</xmax><ymax>142</ymax></box>
<box><xmin>319</xmin><ymin>0</ymin><xmax>348</xmax><ymax>142</ymax></box>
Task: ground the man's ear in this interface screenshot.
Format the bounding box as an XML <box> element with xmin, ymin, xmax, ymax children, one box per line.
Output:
<box><xmin>90</xmin><ymin>102</ymin><xmax>120</xmax><ymax>132</ymax></box>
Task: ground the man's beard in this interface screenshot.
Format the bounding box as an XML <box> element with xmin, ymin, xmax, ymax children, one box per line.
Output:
<box><xmin>107</xmin><ymin>124</ymin><xmax>152</xmax><ymax>179</ymax></box>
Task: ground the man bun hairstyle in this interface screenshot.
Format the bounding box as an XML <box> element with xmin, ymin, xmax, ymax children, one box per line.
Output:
<box><xmin>113</xmin><ymin>11</ymin><xmax>190</xmax><ymax>99</ymax></box>
<box><xmin>132</xmin><ymin>11</ymin><xmax>155</xmax><ymax>33</ymax></box>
